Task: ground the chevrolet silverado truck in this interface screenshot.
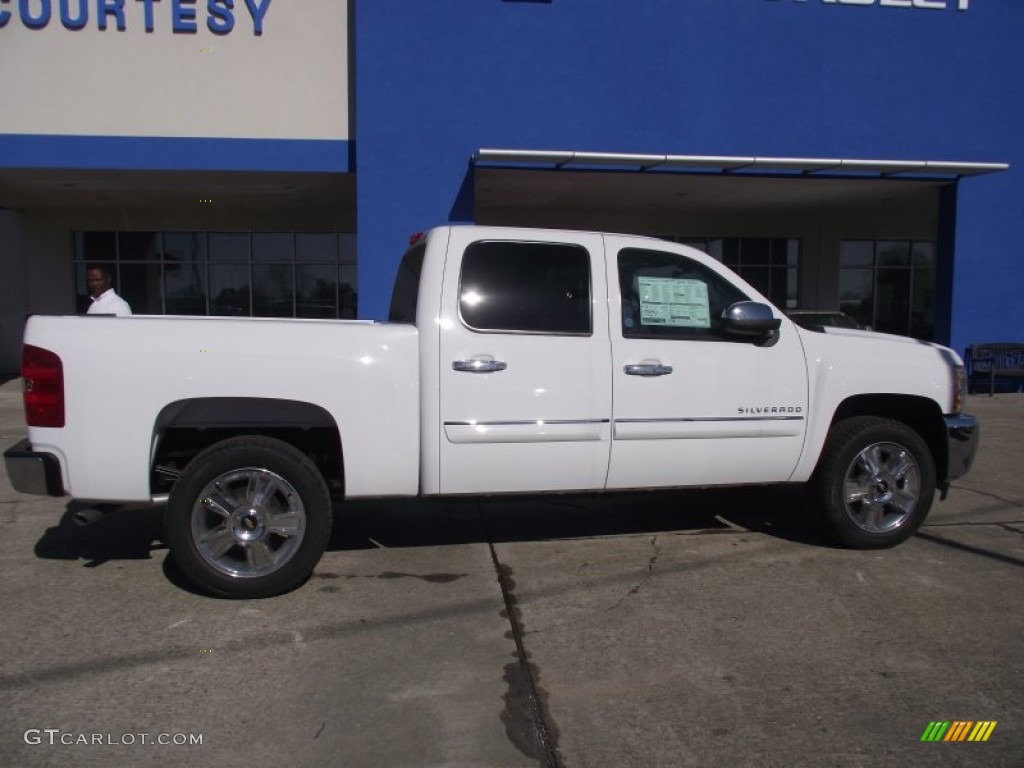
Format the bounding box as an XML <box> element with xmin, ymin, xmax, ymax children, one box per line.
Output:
<box><xmin>4</xmin><ymin>226</ymin><xmax>979</xmax><ymax>598</ymax></box>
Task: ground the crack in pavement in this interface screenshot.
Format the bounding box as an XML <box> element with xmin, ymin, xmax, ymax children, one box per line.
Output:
<box><xmin>488</xmin><ymin>540</ymin><xmax>563</xmax><ymax>768</ymax></box>
<box><xmin>952</xmin><ymin>484</ymin><xmax>1024</xmax><ymax>508</ymax></box>
<box><xmin>996</xmin><ymin>522</ymin><xmax>1024</xmax><ymax>536</ymax></box>
<box><xmin>627</xmin><ymin>534</ymin><xmax>660</xmax><ymax>596</ymax></box>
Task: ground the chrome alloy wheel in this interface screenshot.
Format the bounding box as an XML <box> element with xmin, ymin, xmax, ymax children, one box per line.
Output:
<box><xmin>842</xmin><ymin>441</ymin><xmax>921</xmax><ymax>534</ymax></box>
<box><xmin>191</xmin><ymin>468</ymin><xmax>307</xmax><ymax>578</ymax></box>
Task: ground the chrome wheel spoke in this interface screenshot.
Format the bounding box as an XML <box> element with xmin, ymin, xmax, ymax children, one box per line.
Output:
<box><xmin>844</xmin><ymin>477</ymin><xmax>872</xmax><ymax>505</ymax></box>
<box><xmin>889</xmin><ymin>486</ymin><xmax>918</xmax><ymax>515</ymax></box>
<box><xmin>266</xmin><ymin>510</ymin><xmax>302</xmax><ymax>538</ymax></box>
<box><xmin>859</xmin><ymin>502</ymin><xmax>884</xmax><ymax>532</ymax></box>
<box><xmin>247</xmin><ymin>472</ymin><xmax>281</xmax><ymax>508</ymax></box>
<box><xmin>887</xmin><ymin>451</ymin><xmax>914</xmax><ymax>481</ymax></box>
<box><xmin>205</xmin><ymin>486</ymin><xmax>237</xmax><ymax>518</ymax></box>
<box><xmin>199</xmin><ymin>525</ymin><xmax>236</xmax><ymax>558</ymax></box>
<box><xmin>859</xmin><ymin>446</ymin><xmax>883</xmax><ymax>477</ymax></box>
<box><xmin>246</xmin><ymin>539</ymin><xmax>275</xmax><ymax>569</ymax></box>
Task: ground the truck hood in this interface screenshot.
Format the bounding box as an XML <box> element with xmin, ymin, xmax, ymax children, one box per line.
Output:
<box><xmin>808</xmin><ymin>325</ymin><xmax>961</xmax><ymax>360</ymax></box>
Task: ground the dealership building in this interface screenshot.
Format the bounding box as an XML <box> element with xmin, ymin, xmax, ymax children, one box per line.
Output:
<box><xmin>1</xmin><ymin>0</ymin><xmax>1020</xmax><ymax>373</ymax></box>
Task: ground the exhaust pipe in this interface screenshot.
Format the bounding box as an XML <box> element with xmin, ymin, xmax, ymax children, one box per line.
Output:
<box><xmin>71</xmin><ymin>507</ymin><xmax>108</xmax><ymax>527</ymax></box>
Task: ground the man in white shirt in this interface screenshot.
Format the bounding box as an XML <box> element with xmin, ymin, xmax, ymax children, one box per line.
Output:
<box><xmin>86</xmin><ymin>265</ymin><xmax>132</xmax><ymax>316</ymax></box>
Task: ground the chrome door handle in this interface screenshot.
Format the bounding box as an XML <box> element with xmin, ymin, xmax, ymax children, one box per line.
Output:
<box><xmin>453</xmin><ymin>359</ymin><xmax>508</xmax><ymax>373</ymax></box>
<box><xmin>624</xmin><ymin>363</ymin><xmax>673</xmax><ymax>377</ymax></box>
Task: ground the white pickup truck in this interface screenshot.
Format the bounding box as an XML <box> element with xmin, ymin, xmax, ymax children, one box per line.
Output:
<box><xmin>5</xmin><ymin>226</ymin><xmax>979</xmax><ymax>598</ymax></box>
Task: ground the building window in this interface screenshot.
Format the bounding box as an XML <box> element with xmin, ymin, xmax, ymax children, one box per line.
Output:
<box><xmin>74</xmin><ymin>231</ymin><xmax>357</xmax><ymax>319</ymax></box>
<box><xmin>672</xmin><ymin>237</ymin><xmax>799</xmax><ymax>309</ymax></box>
<box><xmin>839</xmin><ymin>240</ymin><xmax>935</xmax><ymax>339</ymax></box>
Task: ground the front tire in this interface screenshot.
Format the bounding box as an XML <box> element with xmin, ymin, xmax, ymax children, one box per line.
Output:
<box><xmin>165</xmin><ymin>436</ymin><xmax>333</xmax><ymax>598</ymax></box>
<box><xmin>814</xmin><ymin>417</ymin><xmax>936</xmax><ymax>549</ymax></box>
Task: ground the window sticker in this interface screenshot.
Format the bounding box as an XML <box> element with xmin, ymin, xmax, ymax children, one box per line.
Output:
<box><xmin>637</xmin><ymin>276</ymin><xmax>710</xmax><ymax>328</ymax></box>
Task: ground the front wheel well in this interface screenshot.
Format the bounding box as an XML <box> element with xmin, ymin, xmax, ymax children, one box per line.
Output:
<box><xmin>827</xmin><ymin>394</ymin><xmax>948</xmax><ymax>483</ymax></box>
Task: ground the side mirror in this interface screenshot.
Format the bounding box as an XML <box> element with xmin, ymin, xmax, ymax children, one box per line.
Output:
<box><xmin>721</xmin><ymin>301</ymin><xmax>781</xmax><ymax>337</ymax></box>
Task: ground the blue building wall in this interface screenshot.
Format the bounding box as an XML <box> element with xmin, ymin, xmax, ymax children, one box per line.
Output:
<box><xmin>354</xmin><ymin>0</ymin><xmax>1023</xmax><ymax>354</ymax></box>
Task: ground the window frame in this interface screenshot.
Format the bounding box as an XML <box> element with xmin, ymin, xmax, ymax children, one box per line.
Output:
<box><xmin>839</xmin><ymin>238</ymin><xmax>936</xmax><ymax>339</ymax></box>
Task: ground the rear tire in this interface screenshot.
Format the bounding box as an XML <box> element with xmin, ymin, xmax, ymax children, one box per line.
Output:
<box><xmin>814</xmin><ymin>417</ymin><xmax>935</xmax><ymax>549</ymax></box>
<box><xmin>165</xmin><ymin>436</ymin><xmax>333</xmax><ymax>598</ymax></box>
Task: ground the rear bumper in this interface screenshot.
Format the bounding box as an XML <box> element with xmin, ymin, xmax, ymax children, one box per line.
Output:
<box><xmin>3</xmin><ymin>439</ymin><xmax>65</xmax><ymax>496</ymax></box>
<box><xmin>943</xmin><ymin>413</ymin><xmax>980</xmax><ymax>485</ymax></box>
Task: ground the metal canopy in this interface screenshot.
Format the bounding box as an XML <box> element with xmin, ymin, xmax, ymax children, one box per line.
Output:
<box><xmin>473</xmin><ymin>149</ymin><xmax>1009</xmax><ymax>179</ymax></box>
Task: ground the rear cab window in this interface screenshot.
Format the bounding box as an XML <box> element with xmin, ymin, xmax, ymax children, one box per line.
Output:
<box><xmin>458</xmin><ymin>241</ymin><xmax>592</xmax><ymax>335</ymax></box>
<box><xmin>388</xmin><ymin>242</ymin><xmax>426</xmax><ymax>323</ymax></box>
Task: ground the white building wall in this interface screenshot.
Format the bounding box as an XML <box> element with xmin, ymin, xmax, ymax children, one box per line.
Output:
<box><xmin>0</xmin><ymin>1</ymin><xmax>348</xmax><ymax>141</ymax></box>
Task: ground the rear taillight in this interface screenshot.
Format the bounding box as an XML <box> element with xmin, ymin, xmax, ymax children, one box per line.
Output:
<box><xmin>22</xmin><ymin>345</ymin><xmax>65</xmax><ymax>428</ymax></box>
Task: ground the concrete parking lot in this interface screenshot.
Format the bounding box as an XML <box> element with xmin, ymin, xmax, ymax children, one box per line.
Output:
<box><xmin>1</xmin><ymin>376</ymin><xmax>1022</xmax><ymax>767</ymax></box>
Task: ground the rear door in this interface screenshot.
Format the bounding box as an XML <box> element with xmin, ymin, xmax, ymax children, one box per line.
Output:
<box><xmin>437</xmin><ymin>228</ymin><xmax>612</xmax><ymax>494</ymax></box>
<box><xmin>605</xmin><ymin>237</ymin><xmax>808</xmax><ymax>489</ymax></box>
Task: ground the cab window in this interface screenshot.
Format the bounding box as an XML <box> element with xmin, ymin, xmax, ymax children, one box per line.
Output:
<box><xmin>618</xmin><ymin>248</ymin><xmax>748</xmax><ymax>340</ymax></box>
<box><xmin>388</xmin><ymin>242</ymin><xmax>426</xmax><ymax>323</ymax></box>
<box><xmin>459</xmin><ymin>241</ymin><xmax>591</xmax><ymax>335</ymax></box>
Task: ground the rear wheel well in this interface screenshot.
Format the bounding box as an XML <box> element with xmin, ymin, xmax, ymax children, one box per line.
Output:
<box><xmin>150</xmin><ymin>398</ymin><xmax>343</xmax><ymax>497</ymax></box>
<box><xmin>828</xmin><ymin>394</ymin><xmax>947</xmax><ymax>483</ymax></box>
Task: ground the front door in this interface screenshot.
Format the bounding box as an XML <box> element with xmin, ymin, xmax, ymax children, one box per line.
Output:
<box><xmin>438</xmin><ymin>228</ymin><xmax>612</xmax><ymax>494</ymax></box>
<box><xmin>605</xmin><ymin>237</ymin><xmax>809</xmax><ymax>489</ymax></box>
